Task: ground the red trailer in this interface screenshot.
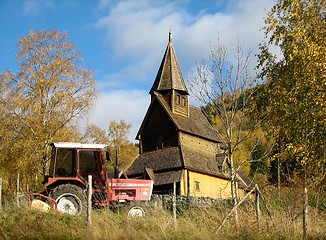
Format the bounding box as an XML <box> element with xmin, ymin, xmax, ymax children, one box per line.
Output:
<box><xmin>109</xmin><ymin>178</ymin><xmax>153</xmax><ymax>202</ymax></box>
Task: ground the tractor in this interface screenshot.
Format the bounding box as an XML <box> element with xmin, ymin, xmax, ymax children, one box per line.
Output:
<box><xmin>29</xmin><ymin>142</ymin><xmax>153</xmax><ymax>215</ymax></box>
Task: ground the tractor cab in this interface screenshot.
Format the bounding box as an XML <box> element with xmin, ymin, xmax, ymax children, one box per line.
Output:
<box><xmin>44</xmin><ymin>143</ymin><xmax>110</xmax><ymax>201</ymax></box>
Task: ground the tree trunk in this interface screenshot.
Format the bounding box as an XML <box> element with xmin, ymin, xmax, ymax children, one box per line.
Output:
<box><xmin>229</xmin><ymin>152</ymin><xmax>238</xmax><ymax>224</ymax></box>
<box><xmin>277</xmin><ymin>157</ymin><xmax>281</xmax><ymax>202</ymax></box>
<box><xmin>257</xmin><ymin>186</ymin><xmax>274</xmax><ymax>225</ymax></box>
<box><xmin>216</xmin><ymin>185</ymin><xmax>256</xmax><ymax>233</ymax></box>
<box><xmin>173</xmin><ymin>182</ymin><xmax>177</xmax><ymax>229</ymax></box>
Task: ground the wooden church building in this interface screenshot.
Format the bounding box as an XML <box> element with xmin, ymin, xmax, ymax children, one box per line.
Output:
<box><xmin>125</xmin><ymin>32</ymin><xmax>253</xmax><ymax>199</ymax></box>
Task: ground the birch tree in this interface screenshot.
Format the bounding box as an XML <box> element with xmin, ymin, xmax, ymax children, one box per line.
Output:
<box><xmin>188</xmin><ymin>38</ymin><xmax>262</xmax><ymax>220</ymax></box>
<box><xmin>83</xmin><ymin>120</ymin><xmax>138</xmax><ymax>171</ymax></box>
<box><xmin>83</xmin><ymin>123</ymin><xmax>109</xmax><ymax>144</ymax></box>
<box><xmin>258</xmin><ymin>0</ymin><xmax>325</xmax><ymax>238</ymax></box>
<box><xmin>0</xmin><ymin>30</ymin><xmax>97</xmax><ymax>186</ymax></box>
<box><xmin>107</xmin><ymin>120</ymin><xmax>138</xmax><ymax>171</ymax></box>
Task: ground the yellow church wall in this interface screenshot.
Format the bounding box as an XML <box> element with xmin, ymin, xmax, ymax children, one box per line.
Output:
<box><xmin>180</xmin><ymin>170</ymin><xmax>250</xmax><ymax>200</ymax></box>
<box><xmin>180</xmin><ymin>170</ymin><xmax>233</xmax><ymax>199</ymax></box>
<box><xmin>178</xmin><ymin>132</ymin><xmax>231</xmax><ymax>199</ymax></box>
<box><xmin>238</xmin><ymin>188</ymin><xmax>246</xmax><ymax>199</ymax></box>
<box><xmin>177</xmin><ymin>131</ymin><xmax>250</xmax><ymax>200</ymax></box>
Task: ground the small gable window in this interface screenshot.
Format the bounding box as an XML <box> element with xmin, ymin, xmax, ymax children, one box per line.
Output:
<box><xmin>176</xmin><ymin>94</ymin><xmax>181</xmax><ymax>105</ymax></box>
<box><xmin>182</xmin><ymin>97</ymin><xmax>186</xmax><ymax>106</ymax></box>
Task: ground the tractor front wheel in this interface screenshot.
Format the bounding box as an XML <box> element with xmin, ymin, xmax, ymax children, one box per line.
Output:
<box><xmin>50</xmin><ymin>184</ymin><xmax>87</xmax><ymax>215</ymax></box>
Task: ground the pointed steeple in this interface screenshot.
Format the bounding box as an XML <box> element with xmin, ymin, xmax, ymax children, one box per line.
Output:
<box><xmin>149</xmin><ymin>31</ymin><xmax>189</xmax><ymax>95</ymax></box>
<box><xmin>149</xmin><ymin>32</ymin><xmax>190</xmax><ymax>118</ymax></box>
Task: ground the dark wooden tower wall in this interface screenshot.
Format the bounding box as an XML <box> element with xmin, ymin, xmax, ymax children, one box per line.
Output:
<box><xmin>139</xmin><ymin>100</ymin><xmax>178</xmax><ymax>153</ymax></box>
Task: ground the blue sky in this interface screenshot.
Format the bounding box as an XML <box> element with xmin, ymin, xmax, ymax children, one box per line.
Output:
<box><xmin>0</xmin><ymin>0</ymin><xmax>276</xmax><ymax>141</ymax></box>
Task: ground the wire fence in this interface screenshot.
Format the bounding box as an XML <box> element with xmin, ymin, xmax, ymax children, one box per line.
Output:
<box><xmin>0</xmin><ymin>174</ymin><xmax>260</xmax><ymax>231</ymax></box>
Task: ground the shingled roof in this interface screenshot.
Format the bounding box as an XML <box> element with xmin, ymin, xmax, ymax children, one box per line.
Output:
<box><xmin>237</xmin><ymin>170</ymin><xmax>256</xmax><ymax>190</ymax></box>
<box><xmin>125</xmin><ymin>145</ymin><xmax>231</xmax><ymax>184</ymax></box>
<box><xmin>126</xmin><ymin>147</ymin><xmax>183</xmax><ymax>176</ymax></box>
<box><xmin>149</xmin><ymin>32</ymin><xmax>188</xmax><ymax>95</ymax></box>
<box><xmin>155</xmin><ymin>92</ymin><xmax>224</xmax><ymax>144</ymax></box>
<box><xmin>125</xmin><ymin>146</ymin><xmax>254</xmax><ymax>190</ymax></box>
<box><xmin>182</xmin><ymin>146</ymin><xmax>227</xmax><ymax>177</ymax></box>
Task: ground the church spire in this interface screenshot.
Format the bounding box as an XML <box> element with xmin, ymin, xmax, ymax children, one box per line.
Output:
<box><xmin>149</xmin><ymin>32</ymin><xmax>188</xmax><ymax>95</ymax></box>
<box><xmin>149</xmin><ymin>32</ymin><xmax>189</xmax><ymax>118</ymax></box>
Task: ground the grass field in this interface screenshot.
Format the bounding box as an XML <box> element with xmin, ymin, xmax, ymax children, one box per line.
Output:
<box><xmin>0</xmin><ymin>195</ymin><xmax>325</xmax><ymax>240</ymax></box>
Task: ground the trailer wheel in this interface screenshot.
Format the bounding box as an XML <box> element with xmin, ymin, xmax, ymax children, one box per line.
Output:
<box><xmin>50</xmin><ymin>184</ymin><xmax>86</xmax><ymax>215</ymax></box>
<box><xmin>128</xmin><ymin>206</ymin><xmax>145</xmax><ymax>217</ymax></box>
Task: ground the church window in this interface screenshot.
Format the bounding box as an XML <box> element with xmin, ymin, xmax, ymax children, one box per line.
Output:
<box><xmin>156</xmin><ymin>135</ymin><xmax>163</xmax><ymax>149</ymax></box>
<box><xmin>195</xmin><ymin>181</ymin><xmax>200</xmax><ymax>191</ymax></box>
<box><xmin>182</xmin><ymin>97</ymin><xmax>186</xmax><ymax>106</ymax></box>
<box><xmin>176</xmin><ymin>95</ymin><xmax>181</xmax><ymax>105</ymax></box>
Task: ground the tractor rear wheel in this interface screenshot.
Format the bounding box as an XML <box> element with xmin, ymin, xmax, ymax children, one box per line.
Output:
<box><xmin>50</xmin><ymin>184</ymin><xmax>87</xmax><ymax>215</ymax></box>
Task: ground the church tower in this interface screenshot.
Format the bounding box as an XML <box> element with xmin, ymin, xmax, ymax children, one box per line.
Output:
<box><xmin>149</xmin><ymin>32</ymin><xmax>189</xmax><ymax>118</ymax></box>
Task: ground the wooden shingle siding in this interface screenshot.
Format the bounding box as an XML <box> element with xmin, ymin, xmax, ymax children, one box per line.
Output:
<box><xmin>180</xmin><ymin>133</ymin><xmax>221</xmax><ymax>158</ymax></box>
<box><xmin>154</xmin><ymin>170</ymin><xmax>183</xmax><ymax>185</ymax></box>
<box><xmin>154</xmin><ymin>93</ymin><xmax>224</xmax><ymax>143</ymax></box>
<box><xmin>172</xmin><ymin>90</ymin><xmax>189</xmax><ymax>117</ymax></box>
<box><xmin>149</xmin><ymin>34</ymin><xmax>188</xmax><ymax>95</ymax></box>
<box><xmin>126</xmin><ymin>147</ymin><xmax>183</xmax><ymax>176</ymax></box>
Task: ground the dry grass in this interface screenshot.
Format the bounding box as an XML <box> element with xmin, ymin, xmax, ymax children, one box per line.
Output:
<box><xmin>0</xmin><ymin>199</ymin><xmax>325</xmax><ymax>240</ymax></box>
<box><xmin>1</xmin><ymin>168</ymin><xmax>324</xmax><ymax>240</ymax></box>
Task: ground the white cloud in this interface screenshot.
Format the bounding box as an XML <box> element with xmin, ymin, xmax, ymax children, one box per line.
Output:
<box><xmin>94</xmin><ymin>1</ymin><xmax>187</xmax><ymax>84</ymax></box>
<box><xmin>84</xmin><ymin>89</ymin><xmax>150</xmax><ymax>141</ymax></box>
<box><xmin>87</xmin><ymin>0</ymin><xmax>277</xmax><ymax>141</ymax></box>
<box><xmin>94</xmin><ymin>0</ymin><xmax>275</xmax><ymax>84</ymax></box>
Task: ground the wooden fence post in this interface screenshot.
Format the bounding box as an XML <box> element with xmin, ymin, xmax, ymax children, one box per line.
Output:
<box><xmin>87</xmin><ymin>175</ymin><xmax>92</xmax><ymax>225</ymax></box>
<box><xmin>0</xmin><ymin>177</ymin><xmax>2</xmax><ymax>210</ymax></box>
<box><xmin>35</xmin><ymin>175</ymin><xmax>38</xmax><ymax>192</ymax></box>
<box><xmin>16</xmin><ymin>173</ymin><xmax>20</xmax><ymax>207</ymax></box>
<box><xmin>255</xmin><ymin>184</ymin><xmax>261</xmax><ymax>226</ymax></box>
<box><xmin>216</xmin><ymin>185</ymin><xmax>257</xmax><ymax>233</ymax></box>
<box><xmin>257</xmin><ymin>186</ymin><xmax>274</xmax><ymax>225</ymax></box>
<box><xmin>172</xmin><ymin>182</ymin><xmax>177</xmax><ymax>229</ymax></box>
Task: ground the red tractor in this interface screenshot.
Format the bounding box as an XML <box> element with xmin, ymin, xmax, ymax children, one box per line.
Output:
<box><xmin>29</xmin><ymin>142</ymin><xmax>153</xmax><ymax>215</ymax></box>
